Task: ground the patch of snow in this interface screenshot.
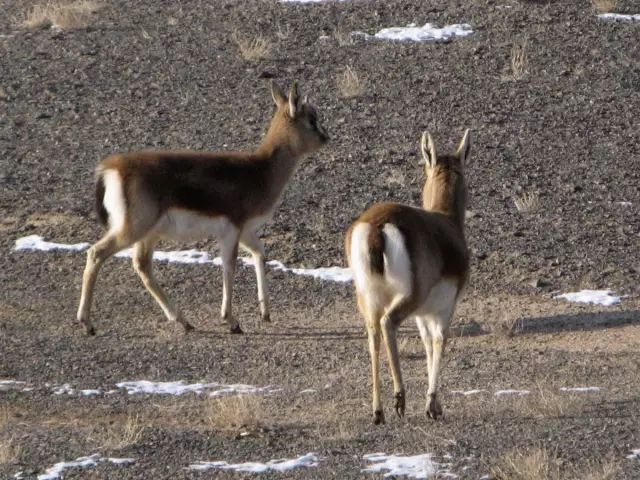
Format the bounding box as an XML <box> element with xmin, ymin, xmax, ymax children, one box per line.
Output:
<box><xmin>116</xmin><ymin>380</ymin><xmax>279</xmax><ymax>397</ymax></box>
<box><xmin>361</xmin><ymin>23</ymin><xmax>473</xmax><ymax>43</ymax></box>
<box><xmin>13</xmin><ymin>235</ymin><xmax>353</xmax><ymax>283</ymax></box>
<box><xmin>362</xmin><ymin>453</ymin><xmax>448</xmax><ymax>479</ymax></box>
<box><xmin>52</xmin><ymin>384</ymin><xmax>75</xmax><ymax>395</ymax></box>
<box><xmin>14</xmin><ymin>235</ymin><xmax>89</xmax><ymax>253</ymax></box>
<box><xmin>189</xmin><ymin>453</ymin><xmax>319</xmax><ymax>473</ymax></box>
<box><xmin>554</xmin><ymin>289</ymin><xmax>621</xmax><ymax>306</ymax></box>
<box><xmin>559</xmin><ymin>387</ymin><xmax>601</xmax><ymax>393</ymax></box>
<box><xmin>107</xmin><ymin>457</ymin><xmax>136</xmax><ymax>465</ymax></box>
<box><xmin>37</xmin><ymin>454</ymin><xmax>99</xmax><ymax>480</ymax></box>
<box><xmin>299</xmin><ymin>389</ymin><xmax>317</xmax><ymax>394</ymax></box>
<box><xmin>598</xmin><ymin>13</ymin><xmax>640</xmax><ymax>22</ymax></box>
<box><xmin>617</xmin><ymin>201</ymin><xmax>632</xmax><ymax>206</ymax></box>
<box><xmin>495</xmin><ymin>389</ymin><xmax>530</xmax><ymax>397</ymax></box>
<box><xmin>281</xmin><ymin>0</ymin><xmax>344</xmax><ymax>3</ymax></box>
<box><xmin>80</xmin><ymin>389</ymin><xmax>102</xmax><ymax>396</ymax></box>
<box><xmin>451</xmin><ymin>389</ymin><xmax>487</xmax><ymax>396</ymax></box>
<box><xmin>626</xmin><ymin>449</ymin><xmax>640</xmax><ymax>460</ymax></box>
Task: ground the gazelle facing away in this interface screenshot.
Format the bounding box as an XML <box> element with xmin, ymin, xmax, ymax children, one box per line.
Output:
<box><xmin>345</xmin><ymin>130</ymin><xmax>471</xmax><ymax>424</ymax></box>
<box><xmin>77</xmin><ymin>81</ymin><xmax>328</xmax><ymax>335</ymax></box>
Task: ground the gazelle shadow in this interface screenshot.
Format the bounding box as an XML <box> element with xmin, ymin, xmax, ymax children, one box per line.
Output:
<box><xmin>517</xmin><ymin>309</ymin><xmax>640</xmax><ymax>335</ymax></box>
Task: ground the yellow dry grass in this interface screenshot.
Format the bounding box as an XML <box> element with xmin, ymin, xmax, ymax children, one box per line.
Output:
<box><xmin>591</xmin><ymin>0</ymin><xmax>617</xmax><ymax>13</ymax></box>
<box><xmin>336</xmin><ymin>66</ymin><xmax>366</xmax><ymax>98</ymax></box>
<box><xmin>23</xmin><ymin>1</ymin><xmax>102</xmax><ymax>30</ymax></box>
<box><xmin>232</xmin><ymin>31</ymin><xmax>272</xmax><ymax>62</ymax></box>
<box><xmin>206</xmin><ymin>395</ymin><xmax>266</xmax><ymax>431</ymax></box>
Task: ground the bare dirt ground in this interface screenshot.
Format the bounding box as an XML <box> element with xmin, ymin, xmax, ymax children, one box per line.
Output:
<box><xmin>1</xmin><ymin>0</ymin><xmax>639</xmax><ymax>478</ymax></box>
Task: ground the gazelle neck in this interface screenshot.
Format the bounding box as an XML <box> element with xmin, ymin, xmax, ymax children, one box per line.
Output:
<box><xmin>422</xmin><ymin>173</ymin><xmax>467</xmax><ymax>230</ymax></box>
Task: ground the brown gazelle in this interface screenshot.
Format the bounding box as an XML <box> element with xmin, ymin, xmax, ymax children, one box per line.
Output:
<box><xmin>77</xmin><ymin>81</ymin><xmax>328</xmax><ymax>335</ymax></box>
<box><xmin>345</xmin><ymin>130</ymin><xmax>471</xmax><ymax>424</ymax></box>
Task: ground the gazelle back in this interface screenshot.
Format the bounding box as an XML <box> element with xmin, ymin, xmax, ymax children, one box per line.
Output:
<box><xmin>345</xmin><ymin>130</ymin><xmax>471</xmax><ymax>424</ymax></box>
<box><xmin>77</xmin><ymin>81</ymin><xmax>328</xmax><ymax>335</ymax></box>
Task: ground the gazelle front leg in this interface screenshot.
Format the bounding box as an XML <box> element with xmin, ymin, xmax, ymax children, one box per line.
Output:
<box><xmin>366</xmin><ymin>321</ymin><xmax>384</xmax><ymax>424</ymax></box>
<box><xmin>220</xmin><ymin>228</ymin><xmax>242</xmax><ymax>334</ymax></box>
<box><xmin>240</xmin><ymin>231</ymin><xmax>270</xmax><ymax>323</ymax></box>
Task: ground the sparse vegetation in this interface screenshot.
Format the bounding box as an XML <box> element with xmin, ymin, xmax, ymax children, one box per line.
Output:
<box><xmin>232</xmin><ymin>31</ymin><xmax>272</xmax><ymax>62</ymax></box>
<box><xmin>22</xmin><ymin>1</ymin><xmax>102</xmax><ymax>30</ymax></box>
<box><xmin>336</xmin><ymin>66</ymin><xmax>366</xmax><ymax>98</ymax></box>
<box><xmin>334</xmin><ymin>29</ymin><xmax>354</xmax><ymax>46</ymax></box>
<box><xmin>509</xmin><ymin>36</ymin><xmax>529</xmax><ymax>81</ymax></box>
<box><xmin>93</xmin><ymin>414</ymin><xmax>144</xmax><ymax>450</ymax></box>
<box><xmin>0</xmin><ymin>87</ymin><xmax>7</xmax><ymax>101</ymax></box>
<box><xmin>0</xmin><ymin>437</ymin><xmax>20</xmax><ymax>465</ymax></box>
<box><xmin>591</xmin><ymin>0</ymin><xmax>617</xmax><ymax>13</ymax></box>
<box><xmin>514</xmin><ymin>192</ymin><xmax>540</xmax><ymax>213</ymax></box>
<box><xmin>491</xmin><ymin>448</ymin><xmax>561</xmax><ymax>480</ymax></box>
<box><xmin>493</xmin><ymin>309</ymin><xmax>523</xmax><ymax>337</ymax></box>
<box><xmin>206</xmin><ymin>395</ymin><xmax>266</xmax><ymax>431</ymax></box>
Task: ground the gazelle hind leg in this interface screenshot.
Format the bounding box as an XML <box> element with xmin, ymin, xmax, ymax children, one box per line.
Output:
<box><xmin>359</xmin><ymin>294</ymin><xmax>384</xmax><ymax>424</ymax></box>
<box><xmin>380</xmin><ymin>298</ymin><xmax>414</xmax><ymax>419</ymax></box>
<box><xmin>220</xmin><ymin>228</ymin><xmax>242</xmax><ymax>334</ymax></box>
<box><xmin>240</xmin><ymin>231</ymin><xmax>270</xmax><ymax>323</ymax></box>
<box><xmin>416</xmin><ymin>317</ymin><xmax>434</xmax><ymax>384</ymax></box>
<box><xmin>76</xmin><ymin>233</ymin><xmax>129</xmax><ymax>335</ymax></box>
<box><xmin>132</xmin><ymin>240</ymin><xmax>193</xmax><ymax>332</ymax></box>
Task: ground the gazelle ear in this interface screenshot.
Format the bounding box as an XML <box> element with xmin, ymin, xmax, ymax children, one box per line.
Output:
<box><xmin>288</xmin><ymin>81</ymin><xmax>300</xmax><ymax>118</ymax></box>
<box><xmin>420</xmin><ymin>131</ymin><xmax>437</xmax><ymax>168</ymax></box>
<box><xmin>271</xmin><ymin>81</ymin><xmax>287</xmax><ymax>108</ymax></box>
<box><xmin>456</xmin><ymin>129</ymin><xmax>471</xmax><ymax>167</ymax></box>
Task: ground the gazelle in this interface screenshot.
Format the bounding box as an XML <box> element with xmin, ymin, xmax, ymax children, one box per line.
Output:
<box><xmin>76</xmin><ymin>81</ymin><xmax>328</xmax><ymax>336</ymax></box>
<box><xmin>345</xmin><ymin>130</ymin><xmax>471</xmax><ymax>424</ymax></box>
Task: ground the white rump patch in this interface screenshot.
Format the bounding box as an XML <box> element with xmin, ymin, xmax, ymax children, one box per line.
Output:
<box><xmin>349</xmin><ymin>222</ymin><xmax>374</xmax><ymax>292</ymax></box>
<box><xmin>188</xmin><ymin>453</ymin><xmax>319</xmax><ymax>473</ymax></box>
<box><xmin>554</xmin><ymin>289</ymin><xmax>621</xmax><ymax>306</ymax></box>
<box><xmin>356</xmin><ymin>23</ymin><xmax>473</xmax><ymax>42</ymax></box>
<box><xmin>382</xmin><ymin>223</ymin><xmax>413</xmax><ymax>298</ymax></box>
<box><xmin>362</xmin><ymin>453</ymin><xmax>453</xmax><ymax>478</ymax></box>
<box><xmin>102</xmin><ymin>169</ymin><xmax>126</xmax><ymax>232</ymax></box>
<box><xmin>598</xmin><ymin>13</ymin><xmax>640</xmax><ymax>22</ymax></box>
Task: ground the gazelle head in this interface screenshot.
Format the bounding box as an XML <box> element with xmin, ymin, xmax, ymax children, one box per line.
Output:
<box><xmin>420</xmin><ymin>129</ymin><xmax>471</xmax><ymax>226</ymax></box>
<box><xmin>264</xmin><ymin>81</ymin><xmax>329</xmax><ymax>156</ymax></box>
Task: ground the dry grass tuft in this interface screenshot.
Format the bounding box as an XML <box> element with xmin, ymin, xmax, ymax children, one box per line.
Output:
<box><xmin>232</xmin><ymin>31</ymin><xmax>272</xmax><ymax>62</ymax></box>
<box><xmin>580</xmin><ymin>458</ymin><xmax>621</xmax><ymax>480</ymax></box>
<box><xmin>92</xmin><ymin>414</ymin><xmax>144</xmax><ymax>450</ymax></box>
<box><xmin>514</xmin><ymin>192</ymin><xmax>540</xmax><ymax>213</ymax></box>
<box><xmin>591</xmin><ymin>0</ymin><xmax>617</xmax><ymax>13</ymax></box>
<box><xmin>206</xmin><ymin>395</ymin><xmax>266</xmax><ymax>431</ymax></box>
<box><xmin>491</xmin><ymin>448</ymin><xmax>561</xmax><ymax>480</ymax></box>
<box><xmin>492</xmin><ymin>309</ymin><xmax>523</xmax><ymax>337</ymax></box>
<box><xmin>0</xmin><ymin>87</ymin><xmax>7</xmax><ymax>101</ymax></box>
<box><xmin>0</xmin><ymin>437</ymin><xmax>21</xmax><ymax>464</ymax></box>
<box><xmin>23</xmin><ymin>1</ymin><xmax>102</xmax><ymax>30</ymax></box>
<box><xmin>508</xmin><ymin>36</ymin><xmax>529</xmax><ymax>81</ymax></box>
<box><xmin>334</xmin><ymin>29</ymin><xmax>354</xmax><ymax>46</ymax></box>
<box><xmin>337</xmin><ymin>66</ymin><xmax>366</xmax><ymax>98</ymax></box>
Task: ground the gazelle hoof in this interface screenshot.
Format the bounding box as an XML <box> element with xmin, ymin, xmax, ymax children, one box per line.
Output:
<box><xmin>181</xmin><ymin>321</ymin><xmax>195</xmax><ymax>333</ymax></box>
<box><xmin>373</xmin><ymin>410</ymin><xmax>385</xmax><ymax>425</ymax></box>
<box><xmin>426</xmin><ymin>395</ymin><xmax>443</xmax><ymax>420</ymax></box>
<box><xmin>261</xmin><ymin>313</ymin><xmax>271</xmax><ymax>323</ymax></box>
<box><xmin>394</xmin><ymin>391</ymin><xmax>406</xmax><ymax>418</ymax></box>
<box><xmin>85</xmin><ymin>325</ymin><xmax>96</xmax><ymax>336</ymax></box>
<box><xmin>230</xmin><ymin>324</ymin><xmax>244</xmax><ymax>334</ymax></box>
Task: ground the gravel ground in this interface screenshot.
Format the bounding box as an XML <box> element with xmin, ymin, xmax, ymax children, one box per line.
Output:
<box><xmin>1</xmin><ymin>0</ymin><xmax>639</xmax><ymax>478</ymax></box>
